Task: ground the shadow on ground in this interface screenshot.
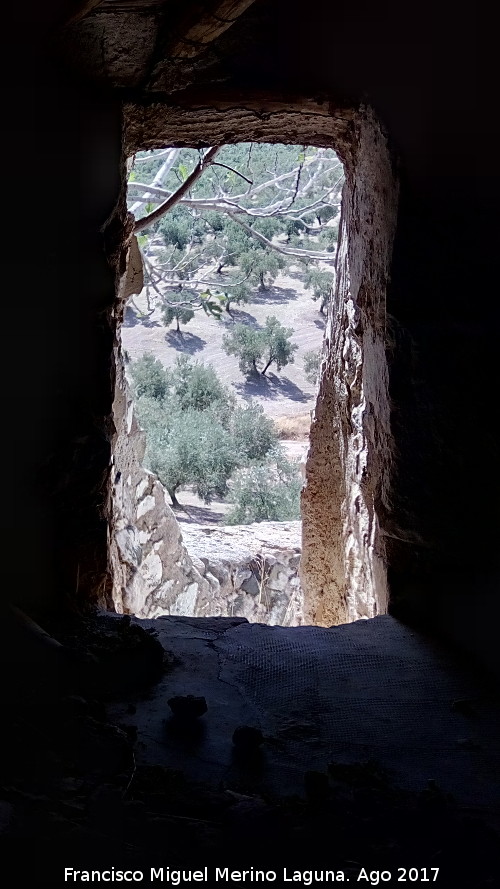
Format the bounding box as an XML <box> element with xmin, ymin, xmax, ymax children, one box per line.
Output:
<box><xmin>228</xmin><ymin>308</ymin><xmax>259</xmax><ymax>325</ymax></box>
<box><xmin>123</xmin><ymin>305</ymin><xmax>161</xmax><ymax>328</ymax></box>
<box><xmin>165</xmin><ymin>330</ymin><xmax>207</xmax><ymax>353</ymax></box>
<box><xmin>235</xmin><ymin>372</ymin><xmax>310</xmax><ymax>402</ymax></box>
<box><xmin>253</xmin><ymin>285</ymin><xmax>300</xmax><ymax>304</ymax></box>
<box><xmin>175</xmin><ymin>502</ymin><xmax>228</xmax><ymax>524</ymax></box>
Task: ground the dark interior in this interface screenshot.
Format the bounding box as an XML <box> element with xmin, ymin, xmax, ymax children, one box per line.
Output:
<box><xmin>2</xmin><ymin>1</ymin><xmax>499</xmax><ymax>881</ymax></box>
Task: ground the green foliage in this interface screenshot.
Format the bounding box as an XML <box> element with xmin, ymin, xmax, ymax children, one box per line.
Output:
<box><xmin>158</xmin><ymin>206</ymin><xmax>205</xmax><ymax>251</ymax></box>
<box><xmin>253</xmin><ymin>216</ymin><xmax>283</xmax><ymax>240</ymax></box>
<box><xmin>204</xmin><ymin>211</ymin><xmax>225</xmax><ymax>233</ymax></box>
<box><xmin>148</xmin><ymin>409</ymin><xmax>238</xmax><ymax>505</ymax></box>
<box><xmin>261</xmin><ymin>316</ymin><xmax>298</xmax><ymax>374</ymax></box>
<box><xmin>132</xmin><ymin>353</ymin><xmax>234</xmax><ymax>418</ymax></box>
<box><xmin>226</xmin><ymin>454</ymin><xmax>302</xmax><ymax>524</ymax></box>
<box><xmin>199</xmin><ymin>290</ymin><xmax>225</xmax><ymax>320</ymax></box>
<box><xmin>220</xmin><ymin>279</ymin><xmax>252</xmax><ymax>315</ymax></box>
<box><xmin>169</xmin><ymin>354</ymin><xmax>234</xmax><ymax>419</ymax></box>
<box><xmin>239</xmin><ymin>246</ymin><xmax>285</xmax><ymax>290</ymax></box>
<box><xmin>318</xmin><ymin>224</ymin><xmax>339</xmax><ymax>252</ymax></box>
<box><xmin>222</xmin><ymin>316</ymin><xmax>298</xmax><ymax>377</ymax></box>
<box><xmin>316</xmin><ymin>204</ymin><xmax>336</xmax><ymax>225</ymax></box>
<box><xmin>304</xmin><ymin>268</ymin><xmax>334</xmax><ymax>314</ymax></box>
<box><xmin>161</xmin><ymin>292</ymin><xmax>195</xmax><ymax>332</ymax></box>
<box><xmin>222</xmin><ymin>323</ymin><xmax>265</xmax><ymax>376</ymax></box>
<box><xmin>158</xmin><ymin>215</ymin><xmax>190</xmax><ymax>251</ymax></box>
<box><xmin>130</xmin><ymin>352</ymin><xmax>169</xmax><ymax>401</ymax></box>
<box><xmin>131</xmin><ymin>354</ymin><xmax>279</xmax><ymax>509</ymax></box>
<box><xmin>230</xmin><ymin>402</ymin><xmax>279</xmax><ymax>462</ymax></box>
<box><xmin>285</xmin><ymin>219</ymin><xmax>306</xmax><ymax>242</ymax></box>
<box><xmin>303</xmin><ymin>349</ymin><xmax>321</xmax><ymax>386</ymax></box>
<box><xmin>135</xmin><ymin>395</ymin><xmax>170</xmax><ymax>440</ymax></box>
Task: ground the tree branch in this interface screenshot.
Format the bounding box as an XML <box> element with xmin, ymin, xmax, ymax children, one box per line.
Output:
<box><xmin>227</xmin><ymin>212</ymin><xmax>336</xmax><ymax>264</ymax></box>
<box><xmin>133</xmin><ymin>148</ymin><xmax>177</xmax><ymax>163</ymax></box>
<box><xmin>210</xmin><ymin>162</ymin><xmax>253</xmax><ymax>185</ymax></box>
<box><xmin>134</xmin><ymin>146</ymin><xmax>221</xmax><ymax>233</ymax></box>
<box><xmin>129</xmin><ymin>147</ymin><xmax>179</xmax><ymax>213</ymax></box>
<box><xmin>128</xmin><ymin>155</ymin><xmax>338</xmax><ymax>207</ymax></box>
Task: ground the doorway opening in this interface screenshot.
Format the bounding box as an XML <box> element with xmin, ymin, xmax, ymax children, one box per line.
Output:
<box><xmin>117</xmin><ymin>142</ymin><xmax>342</xmax><ymax>626</ymax></box>
<box><xmin>110</xmin><ymin>104</ymin><xmax>396</xmax><ymax>629</ymax></box>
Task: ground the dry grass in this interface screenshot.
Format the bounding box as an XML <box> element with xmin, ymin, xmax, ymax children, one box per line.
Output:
<box><xmin>273</xmin><ymin>413</ymin><xmax>311</xmax><ymax>440</ymax></box>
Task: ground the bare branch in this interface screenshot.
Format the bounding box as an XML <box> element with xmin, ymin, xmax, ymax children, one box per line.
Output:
<box><xmin>227</xmin><ymin>212</ymin><xmax>336</xmax><ymax>264</ymax></box>
<box><xmin>129</xmin><ymin>162</ymin><xmax>342</xmax><ymax>222</ymax></box>
<box><xmin>133</xmin><ymin>149</ymin><xmax>177</xmax><ymax>163</ymax></box>
<box><xmin>210</xmin><ymin>162</ymin><xmax>253</xmax><ymax>185</ymax></box>
<box><xmin>142</xmin><ymin>257</ymin><xmax>207</xmax><ymax>309</ymax></box>
<box><xmin>129</xmin><ymin>147</ymin><xmax>179</xmax><ymax>213</ymax></box>
<box><xmin>134</xmin><ymin>146</ymin><xmax>222</xmax><ymax>234</ymax></box>
<box><xmin>131</xmin><ymin>144</ymin><xmax>343</xmax><ymax>302</ymax></box>
<box><xmin>128</xmin><ymin>154</ymin><xmax>329</xmax><ymax>206</ymax></box>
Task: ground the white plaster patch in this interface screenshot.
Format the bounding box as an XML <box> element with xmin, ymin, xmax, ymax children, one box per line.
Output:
<box><xmin>141</xmin><ymin>551</ymin><xmax>163</xmax><ymax>587</ymax></box>
<box><xmin>137</xmin><ymin>495</ymin><xmax>156</xmax><ymax>518</ymax></box>
<box><xmin>136</xmin><ymin>478</ymin><xmax>149</xmax><ymax>499</ymax></box>
<box><xmin>169</xmin><ymin>583</ymin><xmax>199</xmax><ymax>616</ymax></box>
<box><xmin>115</xmin><ymin>526</ymin><xmax>142</xmax><ymax>568</ymax></box>
<box><xmin>153</xmin><ymin>579</ymin><xmax>174</xmax><ymax>602</ymax></box>
<box><xmin>126</xmin><ymin>401</ymin><xmax>134</xmax><ymax>434</ymax></box>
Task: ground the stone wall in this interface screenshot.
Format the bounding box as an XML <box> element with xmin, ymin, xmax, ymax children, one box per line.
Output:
<box><xmin>109</xmin><ymin>307</ymin><xmax>211</xmax><ymax>618</ymax></box>
<box><xmin>181</xmin><ymin>521</ymin><xmax>303</xmax><ymax>626</ymax></box>
<box><xmin>109</xmin><ymin>245</ymin><xmax>303</xmax><ymax>625</ymax></box>
<box><xmin>301</xmin><ymin>108</ymin><xmax>398</xmax><ymax>626</ymax></box>
<box><xmin>109</xmin><ymin>360</ymin><xmax>303</xmax><ymax>623</ymax></box>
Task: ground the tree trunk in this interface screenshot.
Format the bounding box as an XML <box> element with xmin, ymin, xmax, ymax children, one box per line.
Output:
<box><xmin>169</xmin><ymin>487</ymin><xmax>180</xmax><ymax>508</ymax></box>
<box><xmin>259</xmin><ymin>271</ymin><xmax>266</xmax><ymax>291</ymax></box>
<box><xmin>261</xmin><ymin>358</ymin><xmax>273</xmax><ymax>375</ymax></box>
<box><xmin>176</xmin><ymin>317</ymin><xmax>180</xmax><ymax>332</ymax></box>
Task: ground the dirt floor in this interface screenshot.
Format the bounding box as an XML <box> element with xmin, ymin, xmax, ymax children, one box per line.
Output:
<box><xmin>3</xmin><ymin>608</ymin><xmax>500</xmax><ymax>883</ymax></box>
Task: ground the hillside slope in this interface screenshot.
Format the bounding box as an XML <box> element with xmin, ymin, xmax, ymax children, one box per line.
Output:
<box><xmin>121</xmin><ymin>268</ymin><xmax>324</xmax><ymax>522</ymax></box>
<box><xmin>122</xmin><ymin>267</ymin><xmax>324</xmax><ymax>420</ymax></box>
